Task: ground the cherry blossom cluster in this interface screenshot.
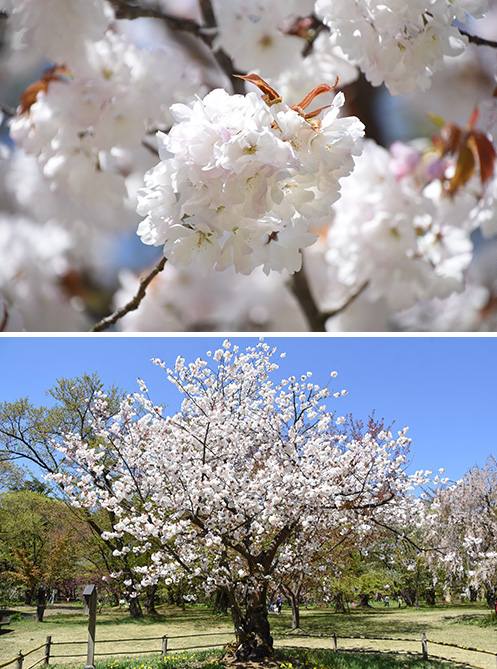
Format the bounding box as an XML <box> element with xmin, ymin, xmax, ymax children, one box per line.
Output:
<box><xmin>136</xmin><ymin>82</ymin><xmax>364</xmax><ymax>275</ymax></box>
<box><xmin>315</xmin><ymin>0</ymin><xmax>489</xmax><ymax>95</ymax></box>
<box><xmin>8</xmin><ymin>29</ymin><xmax>202</xmax><ymax>233</ymax></box>
<box><xmin>1</xmin><ymin>0</ymin><xmax>496</xmax><ymax>331</ymax></box>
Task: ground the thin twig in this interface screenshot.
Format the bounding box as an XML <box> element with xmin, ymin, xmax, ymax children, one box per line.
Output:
<box><xmin>289</xmin><ymin>259</ymin><xmax>369</xmax><ymax>331</ymax></box>
<box><xmin>90</xmin><ymin>256</ymin><xmax>167</xmax><ymax>332</ymax></box>
<box><xmin>322</xmin><ymin>281</ymin><xmax>370</xmax><ymax>322</ymax></box>
<box><xmin>1</xmin><ymin>103</ymin><xmax>16</xmax><ymax>118</ymax></box>
<box><xmin>459</xmin><ymin>28</ymin><xmax>497</xmax><ymax>49</ymax></box>
<box><xmin>302</xmin><ymin>16</ymin><xmax>328</xmax><ymax>58</ymax></box>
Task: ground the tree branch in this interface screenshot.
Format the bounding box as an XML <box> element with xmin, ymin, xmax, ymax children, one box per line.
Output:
<box><xmin>90</xmin><ymin>255</ymin><xmax>167</xmax><ymax>332</ymax></box>
<box><xmin>289</xmin><ymin>263</ymin><xmax>327</xmax><ymax>331</ymax></box>
<box><xmin>302</xmin><ymin>16</ymin><xmax>328</xmax><ymax>58</ymax></box>
<box><xmin>459</xmin><ymin>28</ymin><xmax>497</xmax><ymax>49</ymax></box>
<box><xmin>1</xmin><ymin>103</ymin><xmax>16</xmax><ymax>118</ymax></box>
<box><xmin>107</xmin><ymin>0</ymin><xmax>205</xmax><ymax>39</ymax></box>
<box><xmin>289</xmin><ymin>258</ymin><xmax>369</xmax><ymax>331</ymax></box>
<box><xmin>199</xmin><ymin>0</ymin><xmax>216</xmax><ymax>28</ymax></box>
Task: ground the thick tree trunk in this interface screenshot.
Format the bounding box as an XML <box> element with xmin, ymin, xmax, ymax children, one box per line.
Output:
<box><xmin>228</xmin><ymin>587</ymin><xmax>273</xmax><ymax>660</ymax></box>
<box><xmin>128</xmin><ymin>596</ymin><xmax>143</xmax><ymax>619</ymax></box>
<box><xmin>358</xmin><ymin>594</ymin><xmax>371</xmax><ymax>608</ymax></box>
<box><xmin>213</xmin><ymin>588</ymin><xmax>230</xmax><ymax>614</ymax></box>
<box><xmin>144</xmin><ymin>584</ymin><xmax>157</xmax><ymax>615</ymax></box>
<box><xmin>485</xmin><ymin>584</ymin><xmax>496</xmax><ymax>608</ymax></box>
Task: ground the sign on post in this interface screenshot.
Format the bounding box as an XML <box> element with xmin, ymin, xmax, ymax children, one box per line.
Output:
<box><xmin>83</xmin><ymin>585</ymin><xmax>97</xmax><ymax>669</ymax></box>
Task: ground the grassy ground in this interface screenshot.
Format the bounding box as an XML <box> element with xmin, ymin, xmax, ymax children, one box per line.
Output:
<box><xmin>0</xmin><ymin>602</ymin><xmax>495</xmax><ymax>669</ymax></box>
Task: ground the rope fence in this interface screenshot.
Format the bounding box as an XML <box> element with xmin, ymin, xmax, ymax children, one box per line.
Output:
<box><xmin>276</xmin><ymin>632</ymin><xmax>497</xmax><ymax>669</ymax></box>
<box><xmin>1</xmin><ymin>629</ymin><xmax>496</xmax><ymax>668</ymax></box>
<box><xmin>1</xmin><ymin>630</ymin><xmax>235</xmax><ymax>668</ymax></box>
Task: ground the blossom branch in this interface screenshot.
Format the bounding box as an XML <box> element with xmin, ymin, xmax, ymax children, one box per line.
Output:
<box><xmin>106</xmin><ymin>0</ymin><xmax>245</xmax><ymax>93</ymax></box>
<box><xmin>90</xmin><ymin>255</ymin><xmax>167</xmax><ymax>332</ymax></box>
<box><xmin>0</xmin><ymin>305</ymin><xmax>7</xmax><ymax>332</ymax></box>
<box><xmin>302</xmin><ymin>15</ymin><xmax>328</xmax><ymax>58</ymax></box>
<box><xmin>289</xmin><ymin>262</ymin><xmax>369</xmax><ymax>331</ymax></box>
<box><xmin>199</xmin><ymin>0</ymin><xmax>217</xmax><ymax>28</ymax></box>
<box><xmin>289</xmin><ymin>265</ymin><xmax>327</xmax><ymax>331</ymax></box>
<box><xmin>107</xmin><ymin>0</ymin><xmax>205</xmax><ymax>38</ymax></box>
<box><xmin>459</xmin><ymin>28</ymin><xmax>497</xmax><ymax>49</ymax></box>
<box><xmin>1</xmin><ymin>103</ymin><xmax>16</xmax><ymax>118</ymax></box>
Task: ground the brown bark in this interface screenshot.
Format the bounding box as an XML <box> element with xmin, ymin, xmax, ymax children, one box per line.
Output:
<box><xmin>226</xmin><ymin>586</ymin><xmax>273</xmax><ymax>660</ymax></box>
<box><xmin>144</xmin><ymin>584</ymin><xmax>157</xmax><ymax>615</ymax></box>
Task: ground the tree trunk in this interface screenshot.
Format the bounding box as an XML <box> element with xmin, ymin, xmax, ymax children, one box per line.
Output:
<box><xmin>290</xmin><ymin>595</ymin><xmax>300</xmax><ymax>630</ymax></box>
<box><xmin>280</xmin><ymin>583</ymin><xmax>301</xmax><ymax>629</ymax></box>
<box><xmin>36</xmin><ymin>588</ymin><xmax>46</xmax><ymax>622</ymax></box>
<box><xmin>214</xmin><ymin>588</ymin><xmax>230</xmax><ymax>614</ymax></box>
<box><xmin>228</xmin><ymin>587</ymin><xmax>273</xmax><ymax>660</ymax></box>
<box><xmin>425</xmin><ymin>588</ymin><xmax>436</xmax><ymax>606</ymax></box>
<box><xmin>334</xmin><ymin>592</ymin><xmax>347</xmax><ymax>613</ymax></box>
<box><xmin>358</xmin><ymin>594</ymin><xmax>371</xmax><ymax>608</ymax></box>
<box><xmin>127</xmin><ymin>593</ymin><xmax>143</xmax><ymax>619</ymax></box>
<box><xmin>144</xmin><ymin>584</ymin><xmax>157</xmax><ymax>615</ymax></box>
<box><xmin>403</xmin><ymin>589</ymin><xmax>415</xmax><ymax>607</ymax></box>
<box><xmin>485</xmin><ymin>584</ymin><xmax>496</xmax><ymax>608</ymax></box>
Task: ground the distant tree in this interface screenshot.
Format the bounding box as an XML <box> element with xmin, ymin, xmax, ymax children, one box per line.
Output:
<box><xmin>0</xmin><ymin>489</ymin><xmax>77</xmax><ymax>604</ymax></box>
<box><xmin>426</xmin><ymin>457</ymin><xmax>497</xmax><ymax>607</ymax></box>
<box><xmin>0</xmin><ymin>374</ymin><xmax>148</xmax><ymax>618</ymax></box>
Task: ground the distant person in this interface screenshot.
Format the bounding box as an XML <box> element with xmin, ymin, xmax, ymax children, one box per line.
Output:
<box><xmin>276</xmin><ymin>596</ymin><xmax>282</xmax><ymax>614</ymax></box>
<box><xmin>384</xmin><ymin>595</ymin><xmax>389</xmax><ymax>607</ymax></box>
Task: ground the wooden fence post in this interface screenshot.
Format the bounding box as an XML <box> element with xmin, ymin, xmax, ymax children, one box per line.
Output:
<box><xmin>162</xmin><ymin>635</ymin><xmax>168</xmax><ymax>658</ymax></box>
<box><xmin>44</xmin><ymin>636</ymin><xmax>52</xmax><ymax>665</ymax></box>
<box><xmin>15</xmin><ymin>651</ymin><xmax>23</xmax><ymax>669</ymax></box>
<box><xmin>333</xmin><ymin>634</ymin><xmax>337</xmax><ymax>652</ymax></box>
<box><xmin>83</xmin><ymin>585</ymin><xmax>97</xmax><ymax>669</ymax></box>
<box><xmin>421</xmin><ymin>633</ymin><xmax>428</xmax><ymax>660</ymax></box>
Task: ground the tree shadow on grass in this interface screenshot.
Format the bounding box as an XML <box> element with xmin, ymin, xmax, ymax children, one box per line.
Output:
<box><xmin>271</xmin><ymin>610</ymin><xmax>437</xmax><ymax>638</ymax></box>
<box><xmin>277</xmin><ymin>646</ymin><xmax>466</xmax><ymax>669</ymax></box>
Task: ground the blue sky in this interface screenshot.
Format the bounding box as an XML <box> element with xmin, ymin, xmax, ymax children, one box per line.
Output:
<box><xmin>1</xmin><ymin>335</ymin><xmax>495</xmax><ymax>483</ymax></box>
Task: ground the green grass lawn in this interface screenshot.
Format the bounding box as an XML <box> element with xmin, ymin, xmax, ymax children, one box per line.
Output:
<box><xmin>0</xmin><ymin>602</ymin><xmax>495</xmax><ymax>669</ymax></box>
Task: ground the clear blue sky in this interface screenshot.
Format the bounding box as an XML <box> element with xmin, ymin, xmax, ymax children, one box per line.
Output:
<box><xmin>1</xmin><ymin>335</ymin><xmax>495</xmax><ymax>483</ymax></box>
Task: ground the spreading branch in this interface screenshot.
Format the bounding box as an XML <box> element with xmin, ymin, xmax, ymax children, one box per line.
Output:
<box><xmin>90</xmin><ymin>255</ymin><xmax>167</xmax><ymax>332</ymax></box>
<box><xmin>289</xmin><ymin>258</ymin><xmax>369</xmax><ymax>331</ymax></box>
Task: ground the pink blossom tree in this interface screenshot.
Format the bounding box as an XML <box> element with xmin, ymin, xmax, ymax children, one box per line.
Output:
<box><xmin>426</xmin><ymin>457</ymin><xmax>497</xmax><ymax>606</ymax></box>
<box><xmin>47</xmin><ymin>339</ymin><xmax>432</xmax><ymax>657</ymax></box>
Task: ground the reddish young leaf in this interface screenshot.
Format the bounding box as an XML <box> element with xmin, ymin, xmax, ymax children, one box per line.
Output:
<box><xmin>19</xmin><ymin>65</ymin><xmax>71</xmax><ymax>115</ymax></box>
<box><xmin>234</xmin><ymin>73</ymin><xmax>281</xmax><ymax>103</ymax></box>
<box><xmin>447</xmin><ymin>144</ymin><xmax>475</xmax><ymax>193</ymax></box>
<box><xmin>470</xmin><ymin>130</ymin><xmax>497</xmax><ymax>185</ymax></box>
